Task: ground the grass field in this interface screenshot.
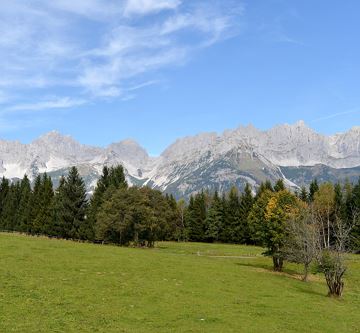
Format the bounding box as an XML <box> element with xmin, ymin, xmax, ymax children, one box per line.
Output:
<box><xmin>0</xmin><ymin>233</ymin><xmax>359</xmax><ymax>332</ymax></box>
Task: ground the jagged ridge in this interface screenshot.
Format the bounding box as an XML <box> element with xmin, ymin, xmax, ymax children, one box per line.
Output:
<box><xmin>0</xmin><ymin>121</ymin><xmax>359</xmax><ymax>197</ymax></box>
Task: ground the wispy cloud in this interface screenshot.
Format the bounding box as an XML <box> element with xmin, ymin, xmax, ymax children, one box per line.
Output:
<box><xmin>4</xmin><ymin>97</ymin><xmax>87</xmax><ymax>113</ymax></box>
<box><xmin>311</xmin><ymin>108</ymin><xmax>360</xmax><ymax>122</ymax></box>
<box><xmin>124</xmin><ymin>0</ymin><xmax>181</xmax><ymax>17</ymax></box>
<box><xmin>0</xmin><ymin>0</ymin><xmax>243</xmax><ymax>116</ymax></box>
<box><xmin>77</xmin><ymin>2</ymin><xmax>242</xmax><ymax>97</ymax></box>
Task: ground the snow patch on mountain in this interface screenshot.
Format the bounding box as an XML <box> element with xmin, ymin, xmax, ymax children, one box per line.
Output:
<box><xmin>0</xmin><ymin>122</ymin><xmax>359</xmax><ymax>196</ymax></box>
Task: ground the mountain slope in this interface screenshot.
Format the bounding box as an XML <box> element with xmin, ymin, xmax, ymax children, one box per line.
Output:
<box><xmin>0</xmin><ymin>121</ymin><xmax>359</xmax><ymax>197</ymax></box>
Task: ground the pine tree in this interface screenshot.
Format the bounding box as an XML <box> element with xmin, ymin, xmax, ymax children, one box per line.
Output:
<box><xmin>54</xmin><ymin>167</ymin><xmax>88</xmax><ymax>240</ymax></box>
<box><xmin>163</xmin><ymin>193</ymin><xmax>178</xmax><ymax>240</ymax></box>
<box><xmin>334</xmin><ymin>183</ymin><xmax>345</xmax><ymax>219</ymax></box>
<box><xmin>29</xmin><ymin>174</ymin><xmax>54</xmax><ymax>234</ymax></box>
<box><xmin>256</xmin><ymin>180</ymin><xmax>274</xmax><ymax>199</ymax></box>
<box><xmin>108</xmin><ymin>165</ymin><xmax>127</xmax><ymax>189</ymax></box>
<box><xmin>2</xmin><ymin>182</ymin><xmax>20</xmax><ymax>231</ymax></box>
<box><xmin>17</xmin><ymin>175</ymin><xmax>32</xmax><ymax>233</ymax></box>
<box><xmin>309</xmin><ymin>179</ymin><xmax>319</xmax><ymax>202</ymax></box>
<box><xmin>205</xmin><ymin>191</ymin><xmax>223</xmax><ymax>242</ymax></box>
<box><xmin>349</xmin><ymin>178</ymin><xmax>360</xmax><ymax>250</ymax></box>
<box><xmin>274</xmin><ymin>179</ymin><xmax>285</xmax><ymax>192</ymax></box>
<box><xmin>239</xmin><ymin>183</ymin><xmax>254</xmax><ymax>243</ymax></box>
<box><xmin>29</xmin><ymin>175</ymin><xmax>42</xmax><ymax>234</ymax></box>
<box><xmin>175</xmin><ymin>198</ymin><xmax>188</xmax><ymax>241</ymax></box>
<box><xmin>0</xmin><ymin>177</ymin><xmax>10</xmax><ymax>230</ymax></box>
<box><xmin>222</xmin><ymin>186</ymin><xmax>242</xmax><ymax>243</ymax></box>
<box><xmin>299</xmin><ymin>186</ymin><xmax>308</xmax><ymax>202</ymax></box>
<box><xmin>39</xmin><ymin>174</ymin><xmax>55</xmax><ymax>235</ymax></box>
<box><xmin>343</xmin><ymin>181</ymin><xmax>354</xmax><ymax>223</ymax></box>
<box><xmin>265</xmin><ymin>180</ymin><xmax>274</xmax><ymax>192</ymax></box>
<box><xmin>51</xmin><ymin>176</ymin><xmax>66</xmax><ymax>237</ymax></box>
<box><xmin>187</xmin><ymin>192</ymin><xmax>207</xmax><ymax>242</ymax></box>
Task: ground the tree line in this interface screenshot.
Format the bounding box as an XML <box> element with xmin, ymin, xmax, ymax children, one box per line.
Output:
<box><xmin>0</xmin><ymin>166</ymin><xmax>178</xmax><ymax>247</ymax></box>
<box><xmin>0</xmin><ymin>166</ymin><xmax>359</xmax><ymax>296</ymax></box>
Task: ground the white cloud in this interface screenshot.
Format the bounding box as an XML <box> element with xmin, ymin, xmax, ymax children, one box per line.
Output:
<box><xmin>77</xmin><ymin>3</ymin><xmax>241</xmax><ymax>97</ymax></box>
<box><xmin>42</xmin><ymin>0</ymin><xmax>123</xmax><ymax>21</ymax></box>
<box><xmin>5</xmin><ymin>97</ymin><xmax>87</xmax><ymax>112</ymax></box>
<box><xmin>0</xmin><ymin>0</ymin><xmax>243</xmax><ymax>114</ymax></box>
<box><xmin>124</xmin><ymin>0</ymin><xmax>181</xmax><ymax>17</ymax></box>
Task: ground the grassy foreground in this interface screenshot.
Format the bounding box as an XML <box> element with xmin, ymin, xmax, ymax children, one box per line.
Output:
<box><xmin>0</xmin><ymin>233</ymin><xmax>359</xmax><ymax>332</ymax></box>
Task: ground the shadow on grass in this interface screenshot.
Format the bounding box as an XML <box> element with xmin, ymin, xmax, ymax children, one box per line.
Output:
<box><xmin>236</xmin><ymin>261</ymin><xmax>313</xmax><ymax>280</ymax></box>
<box><xmin>236</xmin><ymin>261</ymin><xmax>328</xmax><ymax>297</ymax></box>
<box><xmin>235</xmin><ymin>261</ymin><xmax>272</xmax><ymax>271</ymax></box>
<box><xmin>293</xmin><ymin>284</ymin><xmax>327</xmax><ymax>298</ymax></box>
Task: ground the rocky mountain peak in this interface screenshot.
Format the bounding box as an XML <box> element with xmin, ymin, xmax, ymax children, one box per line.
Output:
<box><xmin>0</xmin><ymin>121</ymin><xmax>359</xmax><ymax>197</ymax></box>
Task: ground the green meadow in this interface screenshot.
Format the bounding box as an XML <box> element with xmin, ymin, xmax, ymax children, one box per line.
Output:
<box><xmin>0</xmin><ymin>233</ymin><xmax>359</xmax><ymax>332</ymax></box>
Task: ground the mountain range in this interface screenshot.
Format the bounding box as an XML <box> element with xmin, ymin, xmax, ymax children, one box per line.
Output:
<box><xmin>1</xmin><ymin>121</ymin><xmax>359</xmax><ymax>198</ymax></box>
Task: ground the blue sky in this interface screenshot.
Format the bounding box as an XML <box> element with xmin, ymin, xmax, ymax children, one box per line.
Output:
<box><xmin>0</xmin><ymin>0</ymin><xmax>359</xmax><ymax>155</ymax></box>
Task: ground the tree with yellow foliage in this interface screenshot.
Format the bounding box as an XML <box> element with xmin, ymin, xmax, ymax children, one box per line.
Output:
<box><xmin>249</xmin><ymin>189</ymin><xmax>303</xmax><ymax>271</ymax></box>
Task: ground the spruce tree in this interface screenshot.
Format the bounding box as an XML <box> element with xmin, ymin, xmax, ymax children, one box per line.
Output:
<box><xmin>274</xmin><ymin>179</ymin><xmax>285</xmax><ymax>192</ymax></box>
<box><xmin>334</xmin><ymin>183</ymin><xmax>345</xmax><ymax>219</ymax></box>
<box><xmin>29</xmin><ymin>174</ymin><xmax>54</xmax><ymax>234</ymax></box>
<box><xmin>39</xmin><ymin>174</ymin><xmax>55</xmax><ymax>235</ymax></box>
<box><xmin>52</xmin><ymin>176</ymin><xmax>66</xmax><ymax>237</ymax></box>
<box><xmin>299</xmin><ymin>186</ymin><xmax>308</xmax><ymax>202</ymax></box>
<box><xmin>205</xmin><ymin>191</ymin><xmax>223</xmax><ymax>242</ymax></box>
<box><xmin>108</xmin><ymin>165</ymin><xmax>127</xmax><ymax>189</ymax></box>
<box><xmin>54</xmin><ymin>167</ymin><xmax>88</xmax><ymax>240</ymax></box>
<box><xmin>29</xmin><ymin>175</ymin><xmax>42</xmax><ymax>234</ymax></box>
<box><xmin>239</xmin><ymin>183</ymin><xmax>254</xmax><ymax>243</ymax></box>
<box><xmin>17</xmin><ymin>175</ymin><xmax>32</xmax><ymax>233</ymax></box>
<box><xmin>2</xmin><ymin>182</ymin><xmax>20</xmax><ymax>231</ymax></box>
<box><xmin>0</xmin><ymin>177</ymin><xmax>10</xmax><ymax>230</ymax></box>
<box><xmin>187</xmin><ymin>192</ymin><xmax>207</xmax><ymax>242</ymax></box>
<box><xmin>163</xmin><ymin>193</ymin><xmax>178</xmax><ymax>240</ymax></box>
<box><xmin>256</xmin><ymin>180</ymin><xmax>274</xmax><ymax>199</ymax></box>
<box><xmin>309</xmin><ymin>179</ymin><xmax>319</xmax><ymax>202</ymax></box>
<box><xmin>222</xmin><ymin>186</ymin><xmax>242</xmax><ymax>243</ymax></box>
<box><xmin>349</xmin><ymin>178</ymin><xmax>360</xmax><ymax>250</ymax></box>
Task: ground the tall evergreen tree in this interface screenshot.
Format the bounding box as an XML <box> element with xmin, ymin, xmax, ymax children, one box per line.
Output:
<box><xmin>239</xmin><ymin>183</ymin><xmax>254</xmax><ymax>243</ymax></box>
<box><xmin>29</xmin><ymin>174</ymin><xmax>54</xmax><ymax>234</ymax></box>
<box><xmin>0</xmin><ymin>177</ymin><xmax>10</xmax><ymax>230</ymax></box>
<box><xmin>309</xmin><ymin>179</ymin><xmax>319</xmax><ymax>202</ymax></box>
<box><xmin>274</xmin><ymin>179</ymin><xmax>285</xmax><ymax>192</ymax></box>
<box><xmin>222</xmin><ymin>187</ymin><xmax>242</xmax><ymax>243</ymax></box>
<box><xmin>349</xmin><ymin>178</ymin><xmax>360</xmax><ymax>250</ymax></box>
<box><xmin>39</xmin><ymin>174</ymin><xmax>55</xmax><ymax>235</ymax></box>
<box><xmin>334</xmin><ymin>183</ymin><xmax>346</xmax><ymax>220</ymax></box>
<box><xmin>54</xmin><ymin>167</ymin><xmax>88</xmax><ymax>239</ymax></box>
<box><xmin>17</xmin><ymin>175</ymin><xmax>32</xmax><ymax>233</ymax></box>
<box><xmin>256</xmin><ymin>180</ymin><xmax>274</xmax><ymax>199</ymax></box>
<box><xmin>29</xmin><ymin>175</ymin><xmax>42</xmax><ymax>234</ymax></box>
<box><xmin>108</xmin><ymin>165</ymin><xmax>127</xmax><ymax>189</ymax></box>
<box><xmin>187</xmin><ymin>192</ymin><xmax>207</xmax><ymax>242</ymax></box>
<box><xmin>299</xmin><ymin>186</ymin><xmax>308</xmax><ymax>202</ymax></box>
<box><xmin>51</xmin><ymin>176</ymin><xmax>66</xmax><ymax>237</ymax></box>
<box><xmin>205</xmin><ymin>191</ymin><xmax>223</xmax><ymax>242</ymax></box>
<box><xmin>1</xmin><ymin>182</ymin><xmax>21</xmax><ymax>231</ymax></box>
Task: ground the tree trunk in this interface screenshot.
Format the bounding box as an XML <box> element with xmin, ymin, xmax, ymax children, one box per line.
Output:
<box><xmin>325</xmin><ymin>272</ymin><xmax>344</xmax><ymax>297</ymax></box>
<box><xmin>327</xmin><ymin>209</ymin><xmax>330</xmax><ymax>249</ymax></box>
<box><xmin>302</xmin><ymin>263</ymin><xmax>309</xmax><ymax>282</ymax></box>
<box><xmin>272</xmin><ymin>256</ymin><xmax>283</xmax><ymax>272</ymax></box>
